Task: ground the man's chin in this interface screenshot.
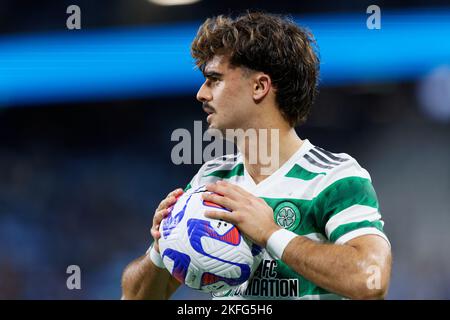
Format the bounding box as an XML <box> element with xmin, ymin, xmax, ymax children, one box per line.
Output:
<box><xmin>208</xmin><ymin>120</ymin><xmax>235</xmax><ymax>137</ymax></box>
<box><xmin>206</xmin><ymin>124</ymin><xmax>223</xmax><ymax>136</ymax></box>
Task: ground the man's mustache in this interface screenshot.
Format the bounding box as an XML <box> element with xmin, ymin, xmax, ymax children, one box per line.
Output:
<box><xmin>202</xmin><ymin>103</ymin><xmax>216</xmax><ymax>113</ymax></box>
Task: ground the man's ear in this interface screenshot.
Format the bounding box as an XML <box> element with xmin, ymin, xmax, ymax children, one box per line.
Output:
<box><xmin>253</xmin><ymin>73</ymin><xmax>272</xmax><ymax>102</ymax></box>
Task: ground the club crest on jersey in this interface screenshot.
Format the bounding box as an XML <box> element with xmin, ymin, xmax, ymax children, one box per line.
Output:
<box><xmin>273</xmin><ymin>201</ymin><xmax>301</xmax><ymax>231</ymax></box>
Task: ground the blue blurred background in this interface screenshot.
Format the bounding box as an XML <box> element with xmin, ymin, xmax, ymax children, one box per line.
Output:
<box><xmin>0</xmin><ymin>0</ymin><xmax>449</xmax><ymax>299</ymax></box>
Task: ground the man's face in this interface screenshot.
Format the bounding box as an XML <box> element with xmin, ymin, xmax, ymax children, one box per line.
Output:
<box><xmin>196</xmin><ymin>55</ymin><xmax>255</xmax><ymax>133</ymax></box>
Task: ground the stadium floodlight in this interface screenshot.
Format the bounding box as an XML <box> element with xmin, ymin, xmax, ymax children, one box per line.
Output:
<box><xmin>148</xmin><ymin>0</ymin><xmax>201</xmax><ymax>6</ymax></box>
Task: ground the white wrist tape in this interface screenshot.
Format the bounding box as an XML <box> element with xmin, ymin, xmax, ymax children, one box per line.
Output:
<box><xmin>266</xmin><ymin>229</ymin><xmax>298</xmax><ymax>260</ymax></box>
<box><xmin>148</xmin><ymin>244</ymin><xmax>165</xmax><ymax>269</ymax></box>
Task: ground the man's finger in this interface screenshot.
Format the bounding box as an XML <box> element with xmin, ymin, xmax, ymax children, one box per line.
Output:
<box><xmin>205</xmin><ymin>181</ymin><xmax>242</xmax><ymax>200</ymax></box>
<box><xmin>160</xmin><ymin>196</ymin><xmax>175</xmax><ymax>210</ymax></box>
<box><xmin>168</xmin><ymin>188</ymin><xmax>184</xmax><ymax>198</ymax></box>
<box><xmin>217</xmin><ymin>180</ymin><xmax>253</xmax><ymax>197</ymax></box>
<box><xmin>156</xmin><ymin>196</ymin><xmax>176</xmax><ymax>211</ymax></box>
<box><xmin>202</xmin><ymin>192</ymin><xmax>234</xmax><ymax>211</ymax></box>
<box><xmin>152</xmin><ymin>208</ymin><xmax>168</xmax><ymax>225</ymax></box>
<box><xmin>204</xmin><ymin>210</ymin><xmax>237</xmax><ymax>224</ymax></box>
<box><xmin>156</xmin><ymin>188</ymin><xmax>183</xmax><ymax>211</ymax></box>
<box><xmin>151</xmin><ymin>227</ymin><xmax>161</xmax><ymax>239</ymax></box>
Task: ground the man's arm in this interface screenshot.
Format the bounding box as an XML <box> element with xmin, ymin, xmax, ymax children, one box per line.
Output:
<box><xmin>282</xmin><ymin>234</ymin><xmax>391</xmax><ymax>299</ymax></box>
<box><xmin>121</xmin><ymin>254</ymin><xmax>181</xmax><ymax>300</ymax></box>
<box><xmin>203</xmin><ymin>180</ymin><xmax>392</xmax><ymax>300</ymax></box>
<box><xmin>121</xmin><ymin>188</ymin><xmax>184</xmax><ymax>300</ymax></box>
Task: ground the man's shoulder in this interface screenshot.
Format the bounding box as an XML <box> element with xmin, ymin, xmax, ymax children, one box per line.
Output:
<box><xmin>292</xmin><ymin>143</ymin><xmax>372</xmax><ymax>193</ymax></box>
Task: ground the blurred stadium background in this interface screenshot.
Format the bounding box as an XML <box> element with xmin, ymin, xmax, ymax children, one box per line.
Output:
<box><xmin>1</xmin><ymin>0</ymin><xmax>449</xmax><ymax>299</ymax></box>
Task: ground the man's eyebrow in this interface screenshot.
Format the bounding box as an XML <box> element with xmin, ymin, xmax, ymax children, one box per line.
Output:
<box><xmin>203</xmin><ymin>71</ymin><xmax>223</xmax><ymax>78</ymax></box>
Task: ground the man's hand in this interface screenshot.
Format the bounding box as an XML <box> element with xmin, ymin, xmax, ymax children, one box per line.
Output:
<box><xmin>150</xmin><ymin>188</ymin><xmax>184</xmax><ymax>252</ymax></box>
<box><xmin>202</xmin><ymin>180</ymin><xmax>281</xmax><ymax>247</ymax></box>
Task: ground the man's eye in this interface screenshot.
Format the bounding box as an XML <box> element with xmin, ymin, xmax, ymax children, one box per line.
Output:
<box><xmin>206</xmin><ymin>77</ymin><xmax>219</xmax><ymax>85</ymax></box>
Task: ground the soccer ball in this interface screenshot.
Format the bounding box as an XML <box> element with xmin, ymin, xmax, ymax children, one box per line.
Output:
<box><xmin>158</xmin><ymin>185</ymin><xmax>263</xmax><ymax>293</ymax></box>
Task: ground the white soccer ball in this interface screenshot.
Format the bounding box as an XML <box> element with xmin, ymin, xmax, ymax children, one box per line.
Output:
<box><xmin>159</xmin><ymin>185</ymin><xmax>263</xmax><ymax>293</ymax></box>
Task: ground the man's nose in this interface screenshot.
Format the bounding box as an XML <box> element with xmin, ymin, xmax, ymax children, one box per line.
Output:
<box><xmin>196</xmin><ymin>82</ymin><xmax>212</xmax><ymax>103</ymax></box>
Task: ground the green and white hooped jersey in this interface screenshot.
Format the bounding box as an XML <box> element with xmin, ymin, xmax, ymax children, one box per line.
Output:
<box><xmin>185</xmin><ymin>139</ymin><xmax>390</xmax><ymax>300</ymax></box>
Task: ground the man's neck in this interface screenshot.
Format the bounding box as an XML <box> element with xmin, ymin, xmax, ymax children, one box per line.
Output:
<box><xmin>237</xmin><ymin>128</ymin><xmax>303</xmax><ymax>185</ymax></box>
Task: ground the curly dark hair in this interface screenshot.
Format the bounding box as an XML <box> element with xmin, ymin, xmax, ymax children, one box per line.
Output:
<box><xmin>191</xmin><ymin>11</ymin><xmax>320</xmax><ymax>127</ymax></box>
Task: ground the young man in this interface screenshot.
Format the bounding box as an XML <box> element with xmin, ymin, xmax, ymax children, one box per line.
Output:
<box><xmin>121</xmin><ymin>12</ymin><xmax>392</xmax><ymax>300</ymax></box>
